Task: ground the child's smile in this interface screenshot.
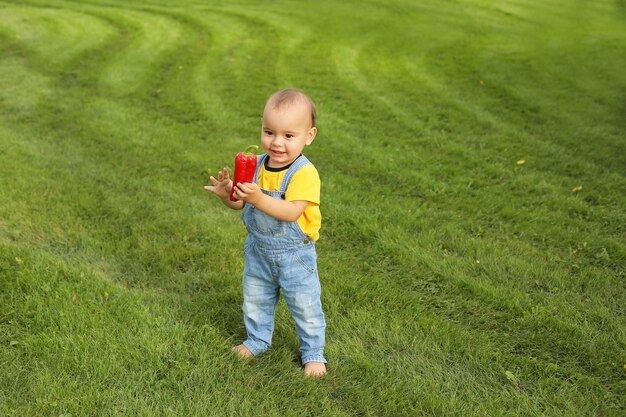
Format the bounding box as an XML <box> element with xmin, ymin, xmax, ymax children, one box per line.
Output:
<box><xmin>261</xmin><ymin>102</ymin><xmax>317</xmax><ymax>168</ymax></box>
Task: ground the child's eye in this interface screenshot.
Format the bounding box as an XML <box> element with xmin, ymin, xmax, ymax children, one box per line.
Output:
<box><xmin>285</xmin><ymin>134</ymin><xmax>294</xmax><ymax>139</ymax></box>
<box><xmin>264</xmin><ymin>130</ymin><xmax>273</xmax><ymax>136</ymax></box>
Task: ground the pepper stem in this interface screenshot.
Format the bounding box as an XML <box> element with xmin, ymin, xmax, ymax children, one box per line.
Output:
<box><xmin>244</xmin><ymin>145</ymin><xmax>259</xmax><ymax>155</ymax></box>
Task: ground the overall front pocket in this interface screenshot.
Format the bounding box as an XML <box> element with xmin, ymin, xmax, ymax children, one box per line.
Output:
<box><xmin>248</xmin><ymin>206</ymin><xmax>288</xmax><ymax>237</ymax></box>
<box><xmin>293</xmin><ymin>245</ymin><xmax>318</xmax><ymax>274</ymax></box>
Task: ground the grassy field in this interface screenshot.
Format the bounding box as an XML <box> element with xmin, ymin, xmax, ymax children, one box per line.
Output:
<box><xmin>0</xmin><ymin>0</ymin><xmax>624</xmax><ymax>415</ymax></box>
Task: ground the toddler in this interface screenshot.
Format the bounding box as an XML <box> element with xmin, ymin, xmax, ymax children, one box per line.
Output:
<box><xmin>204</xmin><ymin>89</ymin><xmax>327</xmax><ymax>378</ymax></box>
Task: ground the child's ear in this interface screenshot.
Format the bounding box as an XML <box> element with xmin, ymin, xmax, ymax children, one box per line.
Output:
<box><xmin>306</xmin><ymin>127</ymin><xmax>317</xmax><ymax>145</ymax></box>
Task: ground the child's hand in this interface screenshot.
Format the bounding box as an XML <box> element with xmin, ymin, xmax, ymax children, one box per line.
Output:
<box><xmin>233</xmin><ymin>182</ymin><xmax>262</xmax><ymax>204</ymax></box>
<box><xmin>204</xmin><ymin>167</ymin><xmax>233</xmax><ymax>200</ymax></box>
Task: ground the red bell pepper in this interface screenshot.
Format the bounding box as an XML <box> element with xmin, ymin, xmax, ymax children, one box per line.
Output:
<box><xmin>229</xmin><ymin>145</ymin><xmax>259</xmax><ymax>201</ymax></box>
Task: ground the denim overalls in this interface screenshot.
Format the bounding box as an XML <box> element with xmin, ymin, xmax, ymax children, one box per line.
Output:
<box><xmin>241</xmin><ymin>154</ymin><xmax>327</xmax><ymax>365</ymax></box>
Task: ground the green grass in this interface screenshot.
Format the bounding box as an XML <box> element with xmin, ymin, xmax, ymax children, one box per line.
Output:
<box><xmin>0</xmin><ymin>0</ymin><xmax>624</xmax><ymax>415</ymax></box>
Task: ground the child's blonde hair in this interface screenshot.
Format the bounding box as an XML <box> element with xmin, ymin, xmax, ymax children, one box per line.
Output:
<box><xmin>264</xmin><ymin>88</ymin><xmax>317</xmax><ymax>127</ymax></box>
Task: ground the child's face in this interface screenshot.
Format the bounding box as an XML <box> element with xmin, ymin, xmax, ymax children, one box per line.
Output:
<box><xmin>261</xmin><ymin>103</ymin><xmax>316</xmax><ymax>168</ymax></box>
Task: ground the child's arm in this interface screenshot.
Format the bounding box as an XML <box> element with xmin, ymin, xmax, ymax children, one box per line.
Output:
<box><xmin>233</xmin><ymin>182</ymin><xmax>307</xmax><ymax>221</ymax></box>
<box><xmin>204</xmin><ymin>167</ymin><xmax>245</xmax><ymax>210</ymax></box>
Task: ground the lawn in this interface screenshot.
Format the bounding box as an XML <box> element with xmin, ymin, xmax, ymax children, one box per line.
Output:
<box><xmin>0</xmin><ymin>0</ymin><xmax>624</xmax><ymax>415</ymax></box>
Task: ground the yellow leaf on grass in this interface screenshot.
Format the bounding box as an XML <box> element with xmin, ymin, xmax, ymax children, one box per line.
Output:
<box><xmin>572</xmin><ymin>186</ymin><xmax>583</xmax><ymax>192</ymax></box>
<box><xmin>505</xmin><ymin>371</ymin><xmax>517</xmax><ymax>383</ymax></box>
<box><xmin>517</xmin><ymin>160</ymin><xmax>525</xmax><ymax>165</ymax></box>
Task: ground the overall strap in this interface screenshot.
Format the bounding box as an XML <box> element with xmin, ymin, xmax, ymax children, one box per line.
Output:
<box><xmin>279</xmin><ymin>155</ymin><xmax>312</xmax><ymax>192</ymax></box>
<box><xmin>253</xmin><ymin>154</ymin><xmax>269</xmax><ymax>183</ymax></box>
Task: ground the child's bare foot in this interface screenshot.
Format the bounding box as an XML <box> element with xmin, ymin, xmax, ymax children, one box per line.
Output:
<box><xmin>303</xmin><ymin>362</ymin><xmax>327</xmax><ymax>378</ymax></box>
<box><xmin>232</xmin><ymin>344</ymin><xmax>253</xmax><ymax>358</ymax></box>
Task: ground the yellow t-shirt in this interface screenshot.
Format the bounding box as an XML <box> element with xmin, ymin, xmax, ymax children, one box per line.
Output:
<box><xmin>257</xmin><ymin>157</ymin><xmax>322</xmax><ymax>241</ymax></box>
